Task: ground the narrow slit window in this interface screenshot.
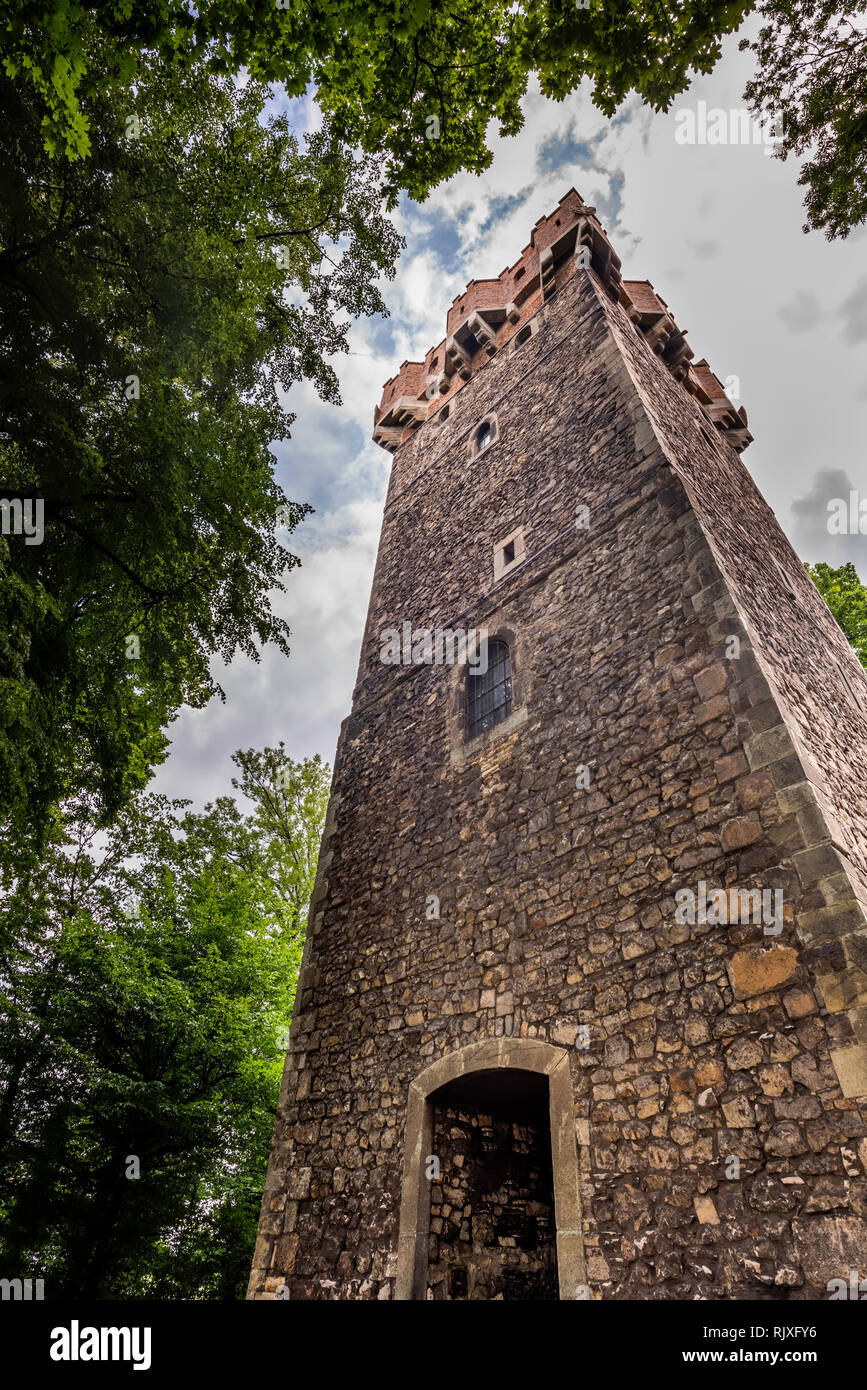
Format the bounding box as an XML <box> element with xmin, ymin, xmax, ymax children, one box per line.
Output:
<box><xmin>467</xmin><ymin>639</ymin><xmax>512</xmax><ymax>739</ymax></box>
<box><xmin>476</xmin><ymin>421</ymin><xmax>493</xmax><ymax>453</ymax></box>
<box><xmin>502</xmin><ymin>539</ymin><xmax>516</xmax><ymax>566</ymax></box>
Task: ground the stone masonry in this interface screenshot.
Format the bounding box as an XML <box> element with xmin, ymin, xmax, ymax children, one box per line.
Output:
<box><xmin>249</xmin><ymin>189</ymin><xmax>867</xmax><ymax>1300</ymax></box>
<box><xmin>426</xmin><ymin>1102</ymin><xmax>557</xmax><ymax>1301</ymax></box>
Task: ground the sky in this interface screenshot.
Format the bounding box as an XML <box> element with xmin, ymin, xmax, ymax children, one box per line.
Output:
<box><xmin>151</xmin><ymin>17</ymin><xmax>867</xmax><ymax>810</ymax></box>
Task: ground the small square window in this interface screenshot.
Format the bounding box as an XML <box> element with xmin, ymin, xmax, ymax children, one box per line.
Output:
<box><xmin>493</xmin><ymin>526</ymin><xmax>525</xmax><ymax>581</ymax></box>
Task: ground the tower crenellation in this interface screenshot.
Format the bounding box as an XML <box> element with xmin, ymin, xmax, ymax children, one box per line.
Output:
<box><xmin>373</xmin><ymin>188</ymin><xmax>751</xmax><ymax>456</ymax></box>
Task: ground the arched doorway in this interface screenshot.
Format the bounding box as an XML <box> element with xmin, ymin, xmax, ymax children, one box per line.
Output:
<box><xmin>394</xmin><ymin>1039</ymin><xmax>586</xmax><ymax>1300</ymax></box>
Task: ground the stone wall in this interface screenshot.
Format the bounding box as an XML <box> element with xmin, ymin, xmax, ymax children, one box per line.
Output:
<box><xmin>426</xmin><ymin>1103</ymin><xmax>557</xmax><ymax>1300</ymax></box>
<box><xmin>249</xmin><ymin>209</ymin><xmax>867</xmax><ymax>1301</ymax></box>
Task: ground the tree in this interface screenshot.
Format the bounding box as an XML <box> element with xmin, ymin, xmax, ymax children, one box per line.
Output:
<box><xmin>231</xmin><ymin>744</ymin><xmax>332</xmax><ymax>934</ymax></box>
<box><xmin>0</xmin><ymin>750</ymin><xmax>330</xmax><ymax>1299</ymax></box>
<box><xmin>0</xmin><ymin>56</ymin><xmax>400</xmax><ymax>863</ymax></box>
<box><xmin>8</xmin><ymin>2</ymin><xmax>864</xmax><ymax>238</ymax></box>
<box><xmin>806</xmin><ymin>561</ymin><xmax>867</xmax><ymax>667</ymax></box>
<box><xmin>742</xmin><ymin>1</ymin><xmax>867</xmax><ymax>239</ymax></box>
<box><xmin>0</xmin><ymin>2</ymin><xmax>757</xmax><ymax>201</ymax></box>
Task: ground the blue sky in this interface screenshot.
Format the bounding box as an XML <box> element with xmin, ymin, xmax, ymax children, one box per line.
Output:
<box><xmin>152</xmin><ymin>18</ymin><xmax>867</xmax><ymax>808</ymax></box>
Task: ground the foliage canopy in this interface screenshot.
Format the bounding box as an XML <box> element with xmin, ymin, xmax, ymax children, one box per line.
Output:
<box><xmin>806</xmin><ymin>561</ymin><xmax>867</xmax><ymax>668</ymax></box>
<box><xmin>0</xmin><ymin>56</ymin><xmax>399</xmax><ymax>861</ymax></box>
<box><xmin>0</xmin><ymin>750</ymin><xmax>329</xmax><ymax>1299</ymax></box>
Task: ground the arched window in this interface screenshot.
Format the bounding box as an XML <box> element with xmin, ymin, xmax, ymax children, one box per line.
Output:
<box><xmin>467</xmin><ymin>638</ymin><xmax>512</xmax><ymax>738</ymax></box>
<box><xmin>468</xmin><ymin>416</ymin><xmax>498</xmax><ymax>460</ymax></box>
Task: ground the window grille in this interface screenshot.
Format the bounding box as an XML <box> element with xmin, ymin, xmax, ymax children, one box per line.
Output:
<box><xmin>467</xmin><ymin>639</ymin><xmax>512</xmax><ymax>738</ymax></box>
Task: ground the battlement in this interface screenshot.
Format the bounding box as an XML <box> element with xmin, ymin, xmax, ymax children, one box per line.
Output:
<box><xmin>373</xmin><ymin>188</ymin><xmax>750</xmax><ymax>455</ymax></box>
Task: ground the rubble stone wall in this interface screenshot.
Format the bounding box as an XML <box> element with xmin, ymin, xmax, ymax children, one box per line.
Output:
<box><xmin>249</xmin><ymin>237</ymin><xmax>867</xmax><ymax>1302</ymax></box>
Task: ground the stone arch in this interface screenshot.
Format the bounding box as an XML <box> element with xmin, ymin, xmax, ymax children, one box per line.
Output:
<box><xmin>394</xmin><ymin>1038</ymin><xmax>586</xmax><ymax>1299</ymax></box>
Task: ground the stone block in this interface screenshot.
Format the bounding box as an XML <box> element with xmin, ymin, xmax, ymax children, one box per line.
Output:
<box><xmin>693</xmin><ymin>1196</ymin><xmax>720</xmax><ymax>1225</ymax></box>
<box><xmin>286</xmin><ymin>1167</ymin><xmax>312</xmax><ymax>1200</ymax></box>
<box><xmin>793</xmin><ymin>1215</ymin><xmax>867</xmax><ymax>1288</ymax></box>
<box><xmin>726</xmin><ymin>945</ymin><xmax>799</xmax><ymax>1000</ymax></box>
<box><xmin>831</xmin><ymin>1043</ymin><xmax>867</xmax><ymax>1099</ymax></box>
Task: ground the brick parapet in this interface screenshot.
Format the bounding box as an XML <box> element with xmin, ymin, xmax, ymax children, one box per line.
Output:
<box><xmin>373</xmin><ymin>189</ymin><xmax>749</xmax><ymax>455</ymax></box>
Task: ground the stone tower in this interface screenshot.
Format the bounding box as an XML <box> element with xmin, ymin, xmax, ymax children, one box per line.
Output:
<box><xmin>249</xmin><ymin>189</ymin><xmax>867</xmax><ymax>1301</ymax></box>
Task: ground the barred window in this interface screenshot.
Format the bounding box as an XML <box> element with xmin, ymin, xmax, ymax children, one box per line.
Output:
<box><xmin>467</xmin><ymin>639</ymin><xmax>512</xmax><ymax>739</ymax></box>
